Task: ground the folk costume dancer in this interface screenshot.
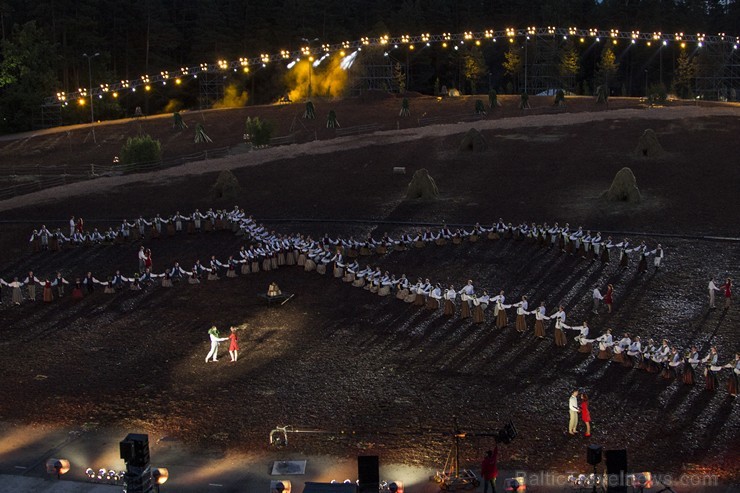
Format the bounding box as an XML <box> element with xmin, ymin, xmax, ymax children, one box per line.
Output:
<box><xmin>514</xmin><ymin>296</ymin><xmax>528</xmax><ymax>333</ymax></box>
<box><xmin>205</xmin><ymin>326</ymin><xmax>229</xmax><ymax>362</ymax></box>
<box><xmin>443</xmin><ymin>286</ymin><xmax>456</xmax><ymax>316</ymax></box>
<box><xmin>551</xmin><ymin>306</ymin><xmax>567</xmax><ymax>347</ymax></box>
<box><xmin>472</xmin><ymin>291</ymin><xmax>489</xmax><ymax>324</ymax></box>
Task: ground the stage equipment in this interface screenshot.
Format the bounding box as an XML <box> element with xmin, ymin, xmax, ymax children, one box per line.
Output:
<box><xmin>120</xmin><ymin>433</ymin><xmax>153</xmax><ymax>493</ymax></box>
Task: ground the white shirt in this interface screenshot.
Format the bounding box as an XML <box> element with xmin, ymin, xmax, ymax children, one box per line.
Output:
<box><xmin>708</xmin><ymin>281</ymin><xmax>720</xmax><ymax>291</ymax></box>
<box><xmin>569</xmin><ymin>395</ymin><xmax>578</xmax><ymax>412</ymax></box>
<box><xmin>593</xmin><ymin>288</ymin><xmax>603</xmax><ymax>300</ymax></box>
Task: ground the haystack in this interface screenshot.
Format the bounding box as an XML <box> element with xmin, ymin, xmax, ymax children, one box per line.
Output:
<box><xmin>602</xmin><ymin>167</ymin><xmax>641</xmax><ymax>203</ymax></box>
<box><xmin>406</xmin><ymin>168</ymin><xmax>439</xmax><ymax>200</ymax></box>
<box><xmin>210</xmin><ymin>169</ymin><xmax>241</xmax><ymax>201</ymax></box>
<box><xmin>634</xmin><ymin>129</ymin><xmax>664</xmax><ymax>157</ymax></box>
<box><xmin>459</xmin><ymin>128</ymin><xmax>488</xmax><ymax>152</ymax></box>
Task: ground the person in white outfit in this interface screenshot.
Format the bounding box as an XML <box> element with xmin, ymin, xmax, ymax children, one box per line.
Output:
<box><xmin>206</xmin><ymin>326</ymin><xmax>229</xmax><ymax>362</ymax></box>
<box><xmin>708</xmin><ymin>278</ymin><xmax>721</xmax><ymax>309</ymax></box>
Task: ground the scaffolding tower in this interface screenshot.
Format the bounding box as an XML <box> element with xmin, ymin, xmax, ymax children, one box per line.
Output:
<box><xmin>348</xmin><ymin>51</ymin><xmax>398</xmax><ymax>96</ymax></box>
<box><xmin>526</xmin><ymin>35</ymin><xmax>576</xmax><ymax>95</ymax></box>
<box><xmin>198</xmin><ymin>71</ymin><xmax>225</xmax><ymax>109</ymax></box>
<box><xmin>694</xmin><ymin>42</ymin><xmax>740</xmax><ymax>100</ymax></box>
<box><xmin>34</xmin><ymin>102</ymin><xmax>63</xmax><ymax>129</ymax></box>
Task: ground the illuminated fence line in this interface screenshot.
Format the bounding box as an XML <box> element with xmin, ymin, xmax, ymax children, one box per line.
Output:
<box><xmin>49</xmin><ymin>26</ymin><xmax>740</xmax><ymax>105</ymax></box>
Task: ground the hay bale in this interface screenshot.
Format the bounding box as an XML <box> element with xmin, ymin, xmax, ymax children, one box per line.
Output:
<box><xmin>634</xmin><ymin>129</ymin><xmax>664</xmax><ymax>157</ymax></box>
<box><xmin>459</xmin><ymin>128</ymin><xmax>488</xmax><ymax>152</ymax></box>
<box><xmin>601</xmin><ymin>167</ymin><xmax>641</xmax><ymax>203</ymax></box>
<box><xmin>210</xmin><ymin>169</ymin><xmax>241</xmax><ymax>201</ymax></box>
<box><xmin>406</xmin><ymin>168</ymin><xmax>439</xmax><ymax>200</ymax></box>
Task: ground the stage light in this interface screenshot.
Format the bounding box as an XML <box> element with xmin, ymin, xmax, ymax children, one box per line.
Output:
<box><xmin>454</xmin><ymin>45</ymin><xmax>458</xmax><ymax>50</ymax></box>
<box><xmin>175</xmin><ymin>78</ymin><xmax>181</xmax><ymax>85</ymax></box>
<box><xmin>145</xmin><ymin>84</ymin><xmax>151</xmax><ymax>91</ymax></box>
<box><xmin>647</xmin><ymin>41</ymin><xmax>652</xmax><ymax>46</ymax></box>
<box><xmin>409</xmin><ymin>44</ymin><xmax>415</xmax><ymax>50</ymax></box>
<box><xmin>85</xmin><ymin>468</ymin><xmax>95</xmax><ymax>478</ymax></box>
<box><xmin>580</xmin><ymin>37</ymin><xmax>585</xmax><ymax>43</ymax></box>
<box><xmin>442</xmin><ymin>42</ymin><xmax>447</xmax><ymax>48</ymax></box>
<box><xmin>698</xmin><ymin>42</ymin><xmax>703</xmax><ymax>47</ymax></box>
<box><xmin>78</xmin><ymin>98</ymin><xmax>85</xmax><ymax>106</ymax></box>
<box><xmin>389</xmin><ymin>481</ymin><xmax>404</xmax><ymax>492</ymax></box>
<box><xmin>628</xmin><ymin>472</ymin><xmax>653</xmax><ymax>488</ymax></box>
<box><xmin>152</xmin><ymin>467</ymin><xmax>169</xmax><ymax>485</ymax></box>
<box><xmin>681</xmin><ymin>42</ymin><xmax>686</xmax><ymax>48</ymax></box>
<box><xmin>505</xmin><ymin>476</ymin><xmax>526</xmax><ymax>491</ymax></box>
<box><xmin>97</xmin><ymin>468</ymin><xmax>106</xmax><ymax>479</ymax></box>
<box><xmin>270</xmin><ymin>480</ymin><xmax>292</xmax><ymax>492</ymax></box>
<box><xmin>243</xmin><ymin>67</ymin><xmax>249</xmax><ymax>73</ymax></box>
<box><xmin>662</xmin><ymin>40</ymin><xmax>667</xmax><ymax>46</ymax></box>
<box><xmin>46</xmin><ymin>459</ymin><xmax>70</xmax><ymax>478</ymax></box>
<box><xmin>286</xmin><ymin>60</ymin><xmax>297</xmax><ymax>69</ymax></box>
<box><xmin>612</xmin><ymin>39</ymin><xmax>618</xmax><ymax>45</ymax></box>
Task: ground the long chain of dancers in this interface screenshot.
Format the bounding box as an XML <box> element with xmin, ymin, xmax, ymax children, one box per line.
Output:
<box><xmin>7</xmin><ymin>209</ymin><xmax>737</xmax><ymax>396</ymax></box>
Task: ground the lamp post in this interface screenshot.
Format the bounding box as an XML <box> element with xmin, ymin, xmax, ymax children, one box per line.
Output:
<box><xmin>644</xmin><ymin>69</ymin><xmax>649</xmax><ymax>100</ymax></box>
<box><xmin>82</xmin><ymin>52</ymin><xmax>100</xmax><ymax>143</ymax></box>
<box><xmin>301</xmin><ymin>37</ymin><xmax>319</xmax><ymax>100</ymax></box>
<box><xmin>523</xmin><ymin>37</ymin><xmax>528</xmax><ymax>95</ymax></box>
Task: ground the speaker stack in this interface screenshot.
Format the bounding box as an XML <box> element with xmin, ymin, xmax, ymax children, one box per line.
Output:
<box><xmin>120</xmin><ymin>433</ymin><xmax>153</xmax><ymax>493</ymax></box>
<box><xmin>357</xmin><ymin>455</ymin><xmax>380</xmax><ymax>493</ymax></box>
<box><xmin>605</xmin><ymin>449</ymin><xmax>628</xmax><ymax>493</ymax></box>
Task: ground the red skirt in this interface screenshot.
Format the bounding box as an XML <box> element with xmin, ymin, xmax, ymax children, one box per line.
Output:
<box><xmin>229</xmin><ymin>340</ymin><xmax>239</xmax><ymax>351</ymax></box>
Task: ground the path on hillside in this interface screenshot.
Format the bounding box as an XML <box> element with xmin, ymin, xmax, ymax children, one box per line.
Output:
<box><xmin>0</xmin><ymin>105</ymin><xmax>737</xmax><ymax>214</ymax></box>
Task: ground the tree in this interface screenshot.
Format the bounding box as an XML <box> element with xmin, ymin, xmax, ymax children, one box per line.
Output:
<box><xmin>463</xmin><ymin>46</ymin><xmax>486</xmax><ymax>95</ymax></box>
<box><xmin>559</xmin><ymin>45</ymin><xmax>579</xmax><ymax>78</ymax></box>
<box><xmin>673</xmin><ymin>51</ymin><xmax>696</xmax><ymax>99</ymax></box>
<box><xmin>0</xmin><ymin>21</ymin><xmax>59</xmax><ymax>132</ymax></box>
<box><xmin>595</xmin><ymin>47</ymin><xmax>618</xmax><ymax>92</ymax></box>
<box><xmin>120</xmin><ymin>134</ymin><xmax>161</xmax><ymax>165</ymax></box>
<box><xmin>502</xmin><ymin>45</ymin><xmax>522</xmax><ymax>93</ymax></box>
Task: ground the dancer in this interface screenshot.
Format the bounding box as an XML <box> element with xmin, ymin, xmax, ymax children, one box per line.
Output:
<box><xmin>229</xmin><ymin>327</ymin><xmax>240</xmax><ymax>362</ymax></box>
<box><xmin>567</xmin><ymin>389</ymin><xmax>580</xmax><ymax>436</ymax></box>
<box><xmin>596</xmin><ymin>329</ymin><xmax>614</xmax><ymax>359</ymax></box>
<box><xmin>684</xmin><ymin>346</ymin><xmax>700</xmax><ymax>385</ymax></box>
<box><xmin>205</xmin><ymin>326</ymin><xmax>229</xmax><ymax>362</ymax></box>
<box><xmin>592</xmin><ymin>285</ymin><xmax>603</xmax><ymax>314</ymax></box>
<box><xmin>708</xmin><ymin>278</ymin><xmax>721</xmax><ymax>309</ymax></box>
<box><xmin>703</xmin><ymin>347</ymin><xmax>720</xmax><ymax>391</ymax></box>
<box><xmin>480</xmin><ymin>447</ymin><xmax>498</xmax><ymax>493</ymax></box>
<box><xmin>727</xmin><ymin>353</ymin><xmax>739</xmax><ymax>397</ymax></box>
<box><xmin>722</xmin><ymin>278</ymin><xmax>732</xmax><ymax>309</ymax></box>
<box><xmin>551</xmin><ymin>305</ymin><xmax>567</xmax><ymax>347</ymax></box>
<box><xmin>533</xmin><ymin>302</ymin><xmax>548</xmax><ymax>338</ymax></box>
<box><xmin>580</xmin><ymin>394</ymin><xmax>591</xmax><ymax>437</ymax></box>
<box><xmin>514</xmin><ymin>296</ymin><xmax>528</xmax><ymax>333</ymax></box>
<box><xmin>604</xmin><ymin>284</ymin><xmax>614</xmax><ymax>313</ymax></box>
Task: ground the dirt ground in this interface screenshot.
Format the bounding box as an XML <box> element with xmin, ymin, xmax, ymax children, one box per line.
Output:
<box><xmin>0</xmin><ymin>101</ymin><xmax>738</xmax><ymax>489</ymax></box>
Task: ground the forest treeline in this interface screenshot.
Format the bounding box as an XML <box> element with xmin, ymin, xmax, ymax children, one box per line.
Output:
<box><xmin>0</xmin><ymin>0</ymin><xmax>738</xmax><ymax>132</ymax></box>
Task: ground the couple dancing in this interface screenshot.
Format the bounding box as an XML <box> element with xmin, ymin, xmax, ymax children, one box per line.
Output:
<box><xmin>205</xmin><ymin>326</ymin><xmax>241</xmax><ymax>363</ymax></box>
<box><xmin>137</xmin><ymin>246</ymin><xmax>154</xmax><ymax>273</ymax></box>
<box><xmin>567</xmin><ymin>390</ymin><xmax>592</xmax><ymax>438</ymax></box>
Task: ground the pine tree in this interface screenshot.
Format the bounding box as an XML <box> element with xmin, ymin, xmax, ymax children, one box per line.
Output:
<box><xmin>673</xmin><ymin>51</ymin><xmax>696</xmax><ymax>99</ymax></box>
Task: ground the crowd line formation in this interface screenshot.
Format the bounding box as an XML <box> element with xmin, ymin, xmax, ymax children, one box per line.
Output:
<box><xmin>4</xmin><ymin>207</ymin><xmax>737</xmax><ymax>396</ymax></box>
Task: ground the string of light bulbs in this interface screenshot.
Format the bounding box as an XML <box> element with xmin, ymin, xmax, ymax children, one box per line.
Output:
<box><xmin>50</xmin><ymin>26</ymin><xmax>740</xmax><ymax>105</ymax></box>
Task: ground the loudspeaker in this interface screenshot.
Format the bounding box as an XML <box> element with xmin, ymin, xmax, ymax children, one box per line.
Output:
<box><xmin>587</xmin><ymin>445</ymin><xmax>603</xmax><ymax>466</ymax></box>
<box><xmin>605</xmin><ymin>449</ymin><xmax>628</xmax><ymax>493</ymax></box>
<box><xmin>357</xmin><ymin>455</ymin><xmax>380</xmax><ymax>493</ymax></box>
<box><xmin>605</xmin><ymin>449</ymin><xmax>628</xmax><ymax>474</ymax></box>
<box><xmin>119</xmin><ymin>434</ymin><xmax>150</xmax><ymax>468</ymax></box>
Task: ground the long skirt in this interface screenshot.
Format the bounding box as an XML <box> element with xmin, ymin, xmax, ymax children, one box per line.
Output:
<box><xmin>347</xmin><ymin>248</ymin><xmax>359</xmax><ymax>257</ymax></box>
<box><xmin>452</xmin><ymin>238</ymin><xmax>462</xmax><ymax>245</ymax></box>
<box><xmin>251</xmin><ymin>261</ymin><xmax>260</xmax><ymax>273</ymax></box>
<box><xmin>271</xmin><ymin>257</ymin><xmax>278</xmax><ymax>269</ymax></box>
<box><xmin>286</xmin><ymin>252</ymin><xmax>296</xmax><ymax>266</ymax></box>
<box><xmin>104</xmin><ymin>285</ymin><xmax>116</xmax><ymax>294</ymax></box>
<box><xmin>167</xmin><ymin>224</ymin><xmax>176</xmax><ymax>236</ymax></box>
<box><xmin>207</xmin><ymin>273</ymin><xmax>219</xmax><ymax>281</ymax></box>
<box><xmin>376</xmin><ymin>246</ymin><xmax>387</xmax><ymax>255</ymax></box>
<box><xmin>304</xmin><ymin>259</ymin><xmax>316</xmax><ymax>272</ymax></box>
<box><xmin>352</xmin><ymin>278</ymin><xmax>365</xmax><ymax>288</ymax></box>
<box><xmin>622</xmin><ymin>355</ymin><xmax>635</xmax><ymax>369</ymax></box>
<box><xmin>414</xmin><ymin>241</ymin><xmax>425</xmax><ymax>248</ymax></box>
<box><xmin>241</xmin><ymin>263</ymin><xmax>250</xmax><ymax>275</ymax></box>
<box><xmin>227</xmin><ymin>269</ymin><xmax>237</xmax><ymax>278</ymax></box>
<box><xmin>597</xmin><ymin>348</ymin><xmax>612</xmax><ymax>360</ymax></box>
<box><xmin>662</xmin><ymin>367</ymin><xmax>676</xmax><ymax>380</ymax></box>
<box><xmin>443</xmin><ymin>300</ymin><xmax>455</xmax><ymax>316</ymax></box>
<box><xmin>515</xmin><ymin>314</ymin><xmax>526</xmax><ymax>332</ymax></box>
<box><xmin>578</xmin><ymin>343</ymin><xmax>593</xmax><ymax>354</ymax></box>
<box><xmin>50</xmin><ymin>238</ymin><xmax>60</xmax><ymax>251</ymax></box>
<box><xmin>683</xmin><ymin>366</ymin><xmax>695</xmax><ymax>385</ymax></box>
<box><xmin>488</xmin><ymin>232</ymin><xmax>499</xmax><ymax>240</ymax></box>
<box><xmin>359</xmin><ymin>247</ymin><xmax>371</xmax><ymax>256</ymax></box>
<box><xmin>496</xmin><ymin>310</ymin><xmax>508</xmax><ymax>329</ymax></box>
<box><xmin>343</xmin><ymin>273</ymin><xmax>356</xmax><ymax>283</ymax></box>
<box><xmin>601</xmin><ymin>249</ymin><xmax>610</xmax><ymax>263</ymax></box>
<box><xmin>43</xmin><ymin>287</ymin><xmax>53</xmax><ymax>302</ymax></box>
<box><xmin>728</xmin><ymin>373</ymin><xmax>738</xmax><ymax>396</ymax></box>
<box><xmin>425</xmin><ymin>298</ymin><xmax>439</xmax><ymax>310</ymax></box>
<box><xmin>461</xmin><ymin>302</ymin><xmax>471</xmax><ymax>319</ymax></box>
<box><xmin>297</xmin><ymin>254</ymin><xmax>306</xmax><ymax>266</ymax></box>
<box><xmin>469</xmin><ymin>234</ymin><xmax>478</xmax><ymax>243</ymax></box>
<box><xmin>638</xmin><ymin>258</ymin><xmax>647</xmax><ymax>273</ymax></box>
<box><xmin>161</xmin><ymin>278</ymin><xmax>174</xmax><ymax>287</ymax></box>
<box><xmin>27</xmin><ymin>285</ymin><xmax>36</xmax><ymax>300</ymax></box>
<box><xmin>646</xmin><ymin>360</ymin><xmax>660</xmax><ymax>373</ymax></box>
<box><xmin>187</xmin><ymin>223</ymin><xmax>195</xmax><ymax>234</ymax></box>
<box><xmin>263</xmin><ymin>259</ymin><xmax>272</xmax><ymax>272</ymax></box>
<box><xmin>554</xmin><ymin>328</ymin><xmax>567</xmax><ymax>347</ymax></box>
<box><xmin>403</xmin><ymin>292</ymin><xmax>416</xmax><ymax>303</ymax></box>
<box><xmin>705</xmin><ymin>371</ymin><xmax>718</xmax><ymax>391</ymax></box>
<box><xmin>316</xmin><ymin>264</ymin><xmax>327</xmax><ymax>275</ymax></box>
<box><xmin>333</xmin><ymin>266</ymin><xmax>344</xmax><ymax>278</ymax></box>
<box><xmin>534</xmin><ymin>320</ymin><xmax>545</xmax><ymax>338</ymax></box>
<box><xmin>619</xmin><ymin>254</ymin><xmax>628</xmax><ymax>268</ymax></box>
<box><xmin>436</xmin><ymin>238</ymin><xmax>447</xmax><ymax>246</ymax></box>
<box><xmin>396</xmin><ymin>288</ymin><xmax>409</xmax><ymax>300</ymax></box>
<box><xmin>612</xmin><ymin>351</ymin><xmax>625</xmax><ymax>363</ymax></box>
<box><xmin>278</xmin><ymin>253</ymin><xmax>286</xmax><ymax>266</ymax></box>
<box><xmin>394</xmin><ymin>244</ymin><xmax>406</xmax><ymax>252</ymax></box>
<box><xmin>204</xmin><ymin>221</ymin><xmax>213</xmax><ymax>232</ymax></box>
<box><xmin>413</xmin><ymin>294</ymin><xmax>425</xmax><ymax>306</ymax></box>
<box><xmin>473</xmin><ymin>305</ymin><xmax>485</xmax><ymax>324</ymax></box>
<box><xmin>150</xmin><ymin>226</ymin><xmax>160</xmax><ymax>239</ymax></box>
<box><xmin>378</xmin><ymin>286</ymin><xmax>391</xmax><ymax>297</ymax></box>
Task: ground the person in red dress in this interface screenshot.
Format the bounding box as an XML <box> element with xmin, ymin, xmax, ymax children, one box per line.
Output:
<box><xmin>228</xmin><ymin>327</ymin><xmax>240</xmax><ymax>362</ymax></box>
<box><xmin>480</xmin><ymin>446</ymin><xmax>498</xmax><ymax>493</ymax></box>
<box><xmin>580</xmin><ymin>393</ymin><xmax>591</xmax><ymax>437</ymax></box>
<box><xmin>145</xmin><ymin>249</ymin><xmax>153</xmax><ymax>272</ymax></box>
<box><xmin>604</xmin><ymin>284</ymin><xmax>614</xmax><ymax>313</ymax></box>
<box><xmin>76</xmin><ymin>217</ymin><xmax>84</xmax><ymax>234</ymax></box>
<box><xmin>723</xmin><ymin>278</ymin><xmax>732</xmax><ymax>310</ymax></box>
